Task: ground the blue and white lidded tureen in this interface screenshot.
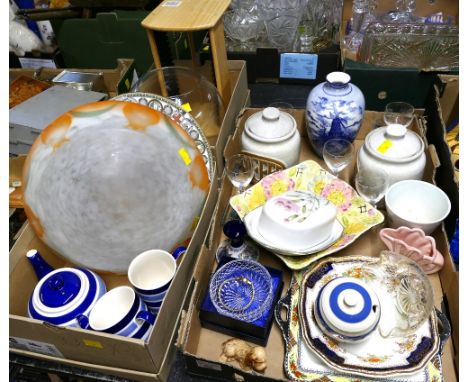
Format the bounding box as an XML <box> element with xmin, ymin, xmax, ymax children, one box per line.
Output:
<box><xmin>314</xmin><ymin>277</ymin><xmax>381</xmax><ymax>343</ymax></box>
<box><xmin>27</xmin><ymin>249</ymin><xmax>107</xmax><ymax>328</ymax></box>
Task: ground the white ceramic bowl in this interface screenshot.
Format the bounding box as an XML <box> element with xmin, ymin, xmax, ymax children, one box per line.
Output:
<box><xmin>385</xmin><ymin>180</ymin><xmax>451</xmax><ymax>235</ymax></box>
<box><xmin>257</xmin><ymin>190</ymin><xmax>337</xmax><ymax>250</ymax></box>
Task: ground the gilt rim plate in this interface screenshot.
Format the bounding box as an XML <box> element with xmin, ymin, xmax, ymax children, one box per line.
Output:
<box><xmin>299</xmin><ymin>255</ymin><xmax>439</xmax><ymax>378</ymax></box>
<box><xmin>112</xmin><ymin>92</ymin><xmax>214</xmax><ymax>180</ymax></box>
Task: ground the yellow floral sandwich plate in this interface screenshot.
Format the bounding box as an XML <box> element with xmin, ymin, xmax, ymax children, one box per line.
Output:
<box><xmin>299</xmin><ymin>255</ymin><xmax>441</xmax><ymax>379</ymax></box>
<box><xmin>113</xmin><ymin>92</ymin><xmax>214</xmax><ymax>181</ymax></box>
<box><xmin>230</xmin><ymin>160</ymin><xmax>384</xmax><ymax>270</ymax></box>
<box><xmin>274</xmin><ymin>268</ymin><xmax>444</xmax><ymax>382</ymax></box>
<box><xmin>23</xmin><ymin>100</ymin><xmax>210</xmax><ymax>273</ymax></box>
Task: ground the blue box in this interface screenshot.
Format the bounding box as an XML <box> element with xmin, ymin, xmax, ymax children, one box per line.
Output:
<box><xmin>199</xmin><ymin>258</ymin><xmax>283</xmax><ymax>346</ymax></box>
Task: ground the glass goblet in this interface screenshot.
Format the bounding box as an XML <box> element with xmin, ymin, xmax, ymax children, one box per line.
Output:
<box><xmin>226</xmin><ymin>154</ymin><xmax>255</xmax><ymax>194</ymax></box>
<box><xmin>383</xmin><ymin>102</ymin><xmax>415</xmax><ymax>128</ymax></box>
<box><xmin>355</xmin><ymin>168</ymin><xmax>389</xmax><ymax>208</ymax></box>
<box><xmin>322</xmin><ymin>139</ymin><xmax>355</xmax><ymax>177</ymax></box>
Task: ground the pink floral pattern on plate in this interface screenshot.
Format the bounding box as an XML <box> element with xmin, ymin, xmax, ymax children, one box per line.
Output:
<box><xmin>230</xmin><ymin>160</ymin><xmax>384</xmax><ymax>270</ymax></box>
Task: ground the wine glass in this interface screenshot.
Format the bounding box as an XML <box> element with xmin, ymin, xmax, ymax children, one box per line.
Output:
<box><xmin>322</xmin><ymin>139</ymin><xmax>355</xmax><ymax>177</ymax></box>
<box><xmin>384</xmin><ymin>102</ymin><xmax>415</xmax><ymax>128</ymax></box>
<box><xmin>226</xmin><ymin>154</ymin><xmax>255</xmax><ymax>194</ymax></box>
<box><xmin>355</xmin><ymin>167</ymin><xmax>389</xmax><ymax>208</ymax></box>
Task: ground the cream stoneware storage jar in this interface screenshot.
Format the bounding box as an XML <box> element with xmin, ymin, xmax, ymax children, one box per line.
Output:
<box><xmin>357</xmin><ymin>124</ymin><xmax>426</xmax><ymax>186</ymax></box>
<box><xmin>241</xmin><ymin>107</ymin><xmax>301</xmax><ymax>167</ymax></box>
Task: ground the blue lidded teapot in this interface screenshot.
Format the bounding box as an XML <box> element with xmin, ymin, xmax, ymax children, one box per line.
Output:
<box><xmin>27</xmin><ymin>249</ymin><xmax>107</xmax><ymax>328</ymax></box>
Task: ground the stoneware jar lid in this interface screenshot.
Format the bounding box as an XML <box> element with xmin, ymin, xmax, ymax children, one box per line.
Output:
<box><xmin>244</xmin><ymin>107</ymin><xmax>297</xmax><ymax>143</ymax></box>
<box><xmin>317</xmin><ymin>277</ymin><xmax>380</xmax><ymax>338</ymax></box>
<box><xmin>365</xmin><ymin>124</ymin><xmax>425</xmax><ymax>163</ymax></box>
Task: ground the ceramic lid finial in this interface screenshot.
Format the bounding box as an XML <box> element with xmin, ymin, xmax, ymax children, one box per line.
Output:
<box><xmin>262</xmin><ymin>107</ymin><xmax>281</xmax><ymax>121</ymax></box>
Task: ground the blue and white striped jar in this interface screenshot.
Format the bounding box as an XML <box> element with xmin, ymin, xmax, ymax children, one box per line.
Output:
<box><xmin>314</xmin><ymin>277</ymin><xmax>381</xmax><ymax>343</ymax></box>
<box><xmin>77</xmin><ymin>286</ymin><xmax>156</xmax><ymax>341</ymax></box>
<box><xmin>27</xmin><ymin>249</ymin><xmax>107</xmax><ymax>329</ymax></box>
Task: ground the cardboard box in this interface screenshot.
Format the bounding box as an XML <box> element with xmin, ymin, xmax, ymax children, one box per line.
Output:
<box><xmin>178</xmin><ymin>109</ymin><xmax>458</xmax><ymax>382</ymax></box>
<box><xmin>9</xmin><ymin>161</ymin><xmax>218</xmax><ymax>381</ymax></box>
<box><xmin>340</xmin><ymin>0</ymin><xmax>459</xmax><ymax>111</ymax></box>
<box><xmin>9</xmin><ymin>59</ymin><xmax>249</xmax><ymax>381</ymax></box>
<box><xmin>9</xmin><ymin>58</ymin><xmax>137</xmax><ymax>99</ymax></box>
<box><xmin>209</xmin><ymin>60</ymin><xmax>250</xmax><ymax>179</ymax></box>
<box><xmin>423</xmin><ymin>80</ymin><xmax>459</xmax><ymax>371</ymax></box>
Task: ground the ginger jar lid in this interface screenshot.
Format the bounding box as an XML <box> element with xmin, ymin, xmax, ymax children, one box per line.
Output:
<box><xmin>244</xmin><ymin>107</ymin><xmax>297</xmax><ymax>143</ymax></box>
<box><xmin>317</xmin><ymin>277</ymin><xmax>381</xmax><ymax>338</ymax></box>
<box><xmin>365</xmin><ymin>124</ymin><xmax>425</xmax><ymax>163</ymax></box>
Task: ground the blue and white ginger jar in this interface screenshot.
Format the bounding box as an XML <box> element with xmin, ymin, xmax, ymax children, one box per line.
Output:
<box><xmin>306</xmin><ymin>72</ymin><xmax>365</xmax><ymax>157</ymax></box>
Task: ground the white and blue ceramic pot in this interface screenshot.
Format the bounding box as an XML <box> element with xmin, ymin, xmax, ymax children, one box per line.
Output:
<box><xmin>77</xmin><ymin>286</ymin><xmax>156</xmax><ymax>341</ymax></box>
<box><xmin>306</xmin><ymin>72</ymin><xmax>365</xmax><ymax>158</ymax></box>
<box><xmin>27</xmin><ymin>249</ymin><xmax>107</xmax><ymax>328</ymax></box>
<box><xmin>314</xmin><ymin>277</ymin><xmax>380</xmax><ymax>343</ymax></box>
<box><xmin>128</xmin><ymin>247</ymin><xmax>186</xmax><ymax>315</ymax></box>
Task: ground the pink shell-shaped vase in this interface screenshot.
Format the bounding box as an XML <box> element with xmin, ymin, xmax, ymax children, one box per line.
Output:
<box><xmin>379</xmin><ymin>226</ymin><xmax>444</xmax><ymax>274</ymax></box>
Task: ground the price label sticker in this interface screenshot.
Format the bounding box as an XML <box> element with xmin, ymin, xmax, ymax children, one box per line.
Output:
<box><xmin>178</xmin><ymin>147</ymin><xmax>192</xmax><ymax>166</ymax></box>
<box><xmin>83</xmin><ymin>340</ymin><xmax>103</xmax><ymax>349</ymax></box>
<box><xmin>191</xmin><ymin>216</ymin><xmax>200</xmax><ymax>231</ymax></box>
<box><xmin>280</xmin><ymin>53</ymin><xmax>318</xmax><ymax>80</ymax></box>
<box><xmin>377</xmin><ymin>140</ymin><xmax>393</xmax><ymax>154</ymax></box>
<box><xmin>181</xmin><ymin>103</ymin><xmax>192</xmax><ymax>112</ymax></box>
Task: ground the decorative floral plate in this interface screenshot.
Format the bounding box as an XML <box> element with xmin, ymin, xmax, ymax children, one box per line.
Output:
<box><xmin>112</xmin><ymin>92</ymin><xmax>215</xmax><ymax>180</ymax></box>
<box><xmin>230</xmin><ymin>160</ymin><xmax>384</xmax><ymax>269</ymax></box>
<box><xmin>299</xmin><ymin>255</ymin><xmax>440</xmax><ymax>378</ymax></box>
<box><xmin>274</xmin><ymin>268</ymin><xmax>445</xmax><ymax>382</ymax></box>
<box><xmin>23</xmin><ymin>100</ymin><xmax>210</xmax><ymax>273</ymax></box>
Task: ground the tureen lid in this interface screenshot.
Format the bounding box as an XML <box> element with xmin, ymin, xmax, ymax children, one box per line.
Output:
<box><xmin>364</xmin><ymin>124</ymin><xmax>425</xmax><ymax>162</ymax></box>
<box><xmin>244</xmin><ymin>107</ymin><xmax>297</xmax><ymax>143</ymax></box>
<box><xmin>317</xmin><ymin>277</ymin><xmax>380</xmax><ymax>337</ymax></box>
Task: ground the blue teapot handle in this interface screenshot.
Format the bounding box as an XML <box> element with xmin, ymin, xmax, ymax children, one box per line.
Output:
<box><xmin>172</xmin><ymin>246</ymin><xmax>186</xmax><ymax>261</ymax></box>
<box><xmin>136</xmin><ymin>310</ymin><xmax>156</xmax><ymax>325</ymax></box>
<box><xmin>76</xmin><ymin>314</ymin><xmax>90</xmax><ymax>329</ymax></box>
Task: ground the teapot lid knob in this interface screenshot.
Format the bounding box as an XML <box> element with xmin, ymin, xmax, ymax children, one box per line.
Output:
<box><xmin>262</xmin><ymin>107</ymin><xmax>281</xmax><ymax>121</ymax></box>
<box><xmin>39</xmin><ymin>270</ymin><xmax>82</xmax><ymax>308</ymax></box>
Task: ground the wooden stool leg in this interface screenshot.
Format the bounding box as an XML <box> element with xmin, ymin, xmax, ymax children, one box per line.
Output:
<box><xmin>186</xmin><ymin>32</ymin><xmax>199</xmax><ymax>68</ymax></box>
<box><xmin>145</xmin><ymin>29</ymin><xmax>168</xmax><ymax>97</ymax></box>
<box><xmin>209</xmin><ymin>20</ymin><xmax>231</xmax><ymax>106</ymax></box>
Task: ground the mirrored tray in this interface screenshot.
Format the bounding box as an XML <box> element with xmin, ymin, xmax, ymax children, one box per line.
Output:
<box><xmin>230</xmin><ymin>160</ymin><xmax>384</xmax><ymax>269</ymax></box>
<box><xmin>112</xmin><ymin>92</ymin><xmax>215</xmax><ymax>180</ymax></box>
<box><xmin>274</xmin><ymin>268</ymin><xmax>445</xmax><ymax>382</ymax></box>
<box><xmin>299</xmin><ymin>255</ymin><xmax>440</xmax><ymax>378</ymax></box>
